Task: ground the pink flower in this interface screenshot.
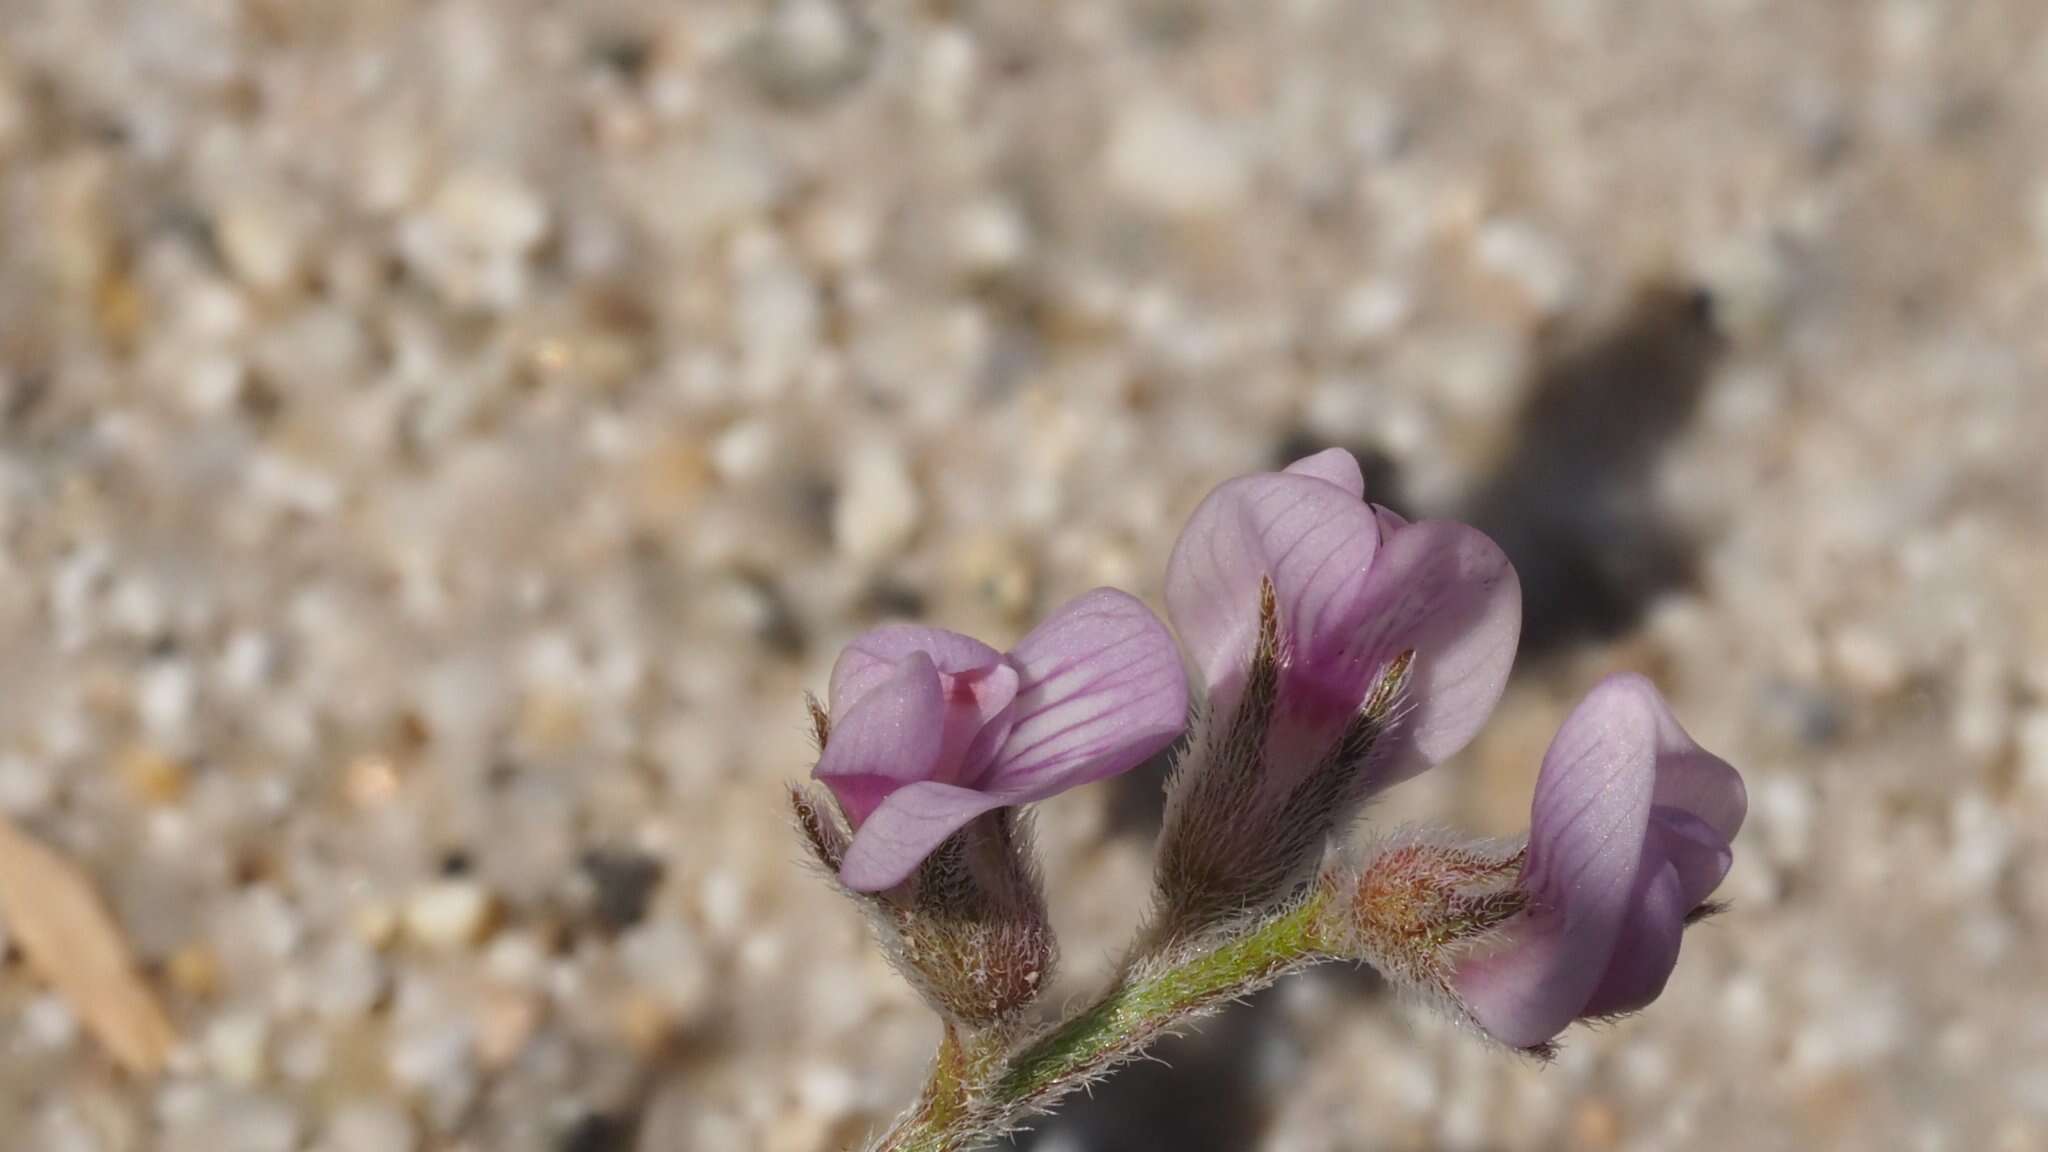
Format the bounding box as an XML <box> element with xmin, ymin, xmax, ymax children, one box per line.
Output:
<box><xmin>813</xmin><ymin>589</ymin><xmax>1188</xmax><ymax>892</ymax></box>
<box><xmin>1453</xmin><ymin>674</ymin><xmax>1747</xmax><ymax>1048</ymax></box>
<box><xmin>1164</xmin><ymin>447</ymin><xmax>1521</xmax><ymax>795</ymax></box>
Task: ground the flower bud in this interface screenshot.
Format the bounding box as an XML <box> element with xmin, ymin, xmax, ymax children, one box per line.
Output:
<box><xmin>1333</xmin><ymin>835</ymin><xmax>1527</xmax><ymax>1004</ymax></box>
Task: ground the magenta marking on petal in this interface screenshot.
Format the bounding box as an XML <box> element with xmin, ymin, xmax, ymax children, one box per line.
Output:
<box><xmin>934</xmin><ymin>661</ymin><xmax>1020</xmax><ymax>785</ymax></box>
<box><xmin>829</xmin><ymin>625</ymin><xmax>1004</xmax><ymax>715</ymax></box>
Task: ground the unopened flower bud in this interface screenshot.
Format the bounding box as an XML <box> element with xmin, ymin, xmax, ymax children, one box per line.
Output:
<box><xmin>1333</xmin><ymin>835</ymin><xmax>1527</xmax><ymax>1004</ymax></box>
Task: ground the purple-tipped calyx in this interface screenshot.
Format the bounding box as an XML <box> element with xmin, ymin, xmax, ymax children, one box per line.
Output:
<box><xmin>1452</xmin><ymin>673</ymin><xmax>1748</xmax><ymax>1048</ymax></box>
<box><xmin>812</xmin><ymin>588</ymin><xmax>1188</xmax><ymax>892</ymax></box>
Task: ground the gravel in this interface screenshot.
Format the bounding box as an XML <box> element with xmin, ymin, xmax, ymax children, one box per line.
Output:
<box><xmin>1</xmin><ymin>2</ymin><xmax>2045</xmax><ymax>1150</ymax></box>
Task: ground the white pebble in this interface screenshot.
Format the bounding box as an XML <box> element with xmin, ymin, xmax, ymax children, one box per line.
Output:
<box><xmin>0</xmin><ymin>81</ymin><xmax>22</xmax><ymax>156</ymax></box>
<box><xmin>22</xmin><ymin>994</ymin><xmax>80</xmax><ymax>1052</ymax></box>
<box><xmin>1951</xmin><ymin>649</ymin><xmax>2012</xmax><ymax>761</ymax></box>
<box><xmin>431</xmin><ymin>170</ymin><xmax>549</xmax><ymax>255</ymax></box>
<box><xmin>1330</xmin><ymin>278</ymin><xmax>1414</xmax><ymax>348</ymax></box>
<box><xmin>700</xmin><ymin>869</ymin><xmax>748</xmax><ymax>941</ymax></box>
<box><xmin>1754</xmin><ymin>774</ymin><xmax>1815</xmax><ymax>867</ymax></box>
<box><xmin>181</xmin><ymin>355</ymin><xmax>248</xmax><ymax>414</ymax></box>
<box><xmin>1942</xmin><ymin>791</ymin><xmax>2014</xmax><ymax>898</ymax></box>
<box><xmin>403</xmin><ymin>881</ymin><xmax>493</xmax><ymax>950</ymax></box>
<box><xmin>204</xmin><ymin>1012</ymin><xmax>271</xmax><ymax>1087</ymax></box>
<box><xmin>953</xmin><ymin>197</ymin><xmax>1030</xmax><ymax>276</ymax></box>
<box><xmin>218</xmin><ymin>631</ymin><xmax>277</xmax><ymax>694</ymax></box>
<box><xmin>138</xmin><ymin>660</ymin><xmax>199</xmax><ymax>745</ymax></box>
<box><xmin>309</xmin><ymin>938</ymin><xmax>386</xmax><ymax>1020</ymax></box>
<box><xmin>211</xmin><ymin>1095</ymin><xmax>300</xmax><ymax>1152</ymax></box>
<box><xmin>2016</xmin><ymin>708</ymin><xmax>2048</xmax><ymax>799</ymax></box>
<box><xmin>756</xmin><ymin>0</ymin><xmax>867</xmax><ymax>101</ymax></box>
<box><xmin>735</xmin><ymin>243</ymin><xmax>821</xmax><ymax>400</ymax></box>
<box><xmin>1830</xmin><ymin>625</ymin><xmax>1906</xmax><ymax>695</ymax></box>
<box><xmin>712</xmin><ymin>418</ymin><xmax>784</xmax><ymax>485</ymax></box>
<box><xmin>0</xmin><ymin>752</ymin><xmax>56</xmax><ymax>816</ymax></box>
<box><xmin>322</xmin><ymin>1102</ymin><xmax>418</xmax><ymax>1152</ymax></box>
<box><xmin>1106</xmin><ymin>96</ymin><xmax>1250</xmax><ymax>219</ymax></box>
<box><xmin>916</xmin><ymin>25</ymin><xmax>979</xmax><ymax>121</ymax></box>
<box><xmin>833</xmin><ymin>442</ymin><xmax>922</xmax><ymax>565</ymax></box>
<box><xmin>214</xmin><ymin>198</ymin><xmax>305</xmax><ymax>292</ymax></box>
<box><xmin>386</xmin><ymin>981</ymin><xmax>479</xmax><ymax>1128</ymax></box>
<box><xmin>620</xmin><ymin>919</ymin><xmax>712</xmax><ymax>1022</ymax></box>
<box><xmin>795</xmin><ymin>1063</ymin><xmax>860</xmax><ymax>1120</ymax></box>
<box><xmin>107</xmin><ymin>576</ymin><xmax>169</xmax><ymax>640</ymax></box>
<box><xmin>1475</xmin><ymin>218</ymin><xmax>1579</xmax><ymax>314</ymax></box>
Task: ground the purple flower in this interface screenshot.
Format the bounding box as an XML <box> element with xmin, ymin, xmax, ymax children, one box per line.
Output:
<box><xmin>1164</xmin><ymin>448</ymin><xmax>1521</xmax><ymax>793</ymax></box>
<box><xmin>813</xmin><ymin>589</ymin><xmax>1188</xmax><ymax>892</ymax></box>
<box><xmin>1453</xmin><ymin>673</ymin><xmax>1747</xmax><ymax>1048</ymax></box>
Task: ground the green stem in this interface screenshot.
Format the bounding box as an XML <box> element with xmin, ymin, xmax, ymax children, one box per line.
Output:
<box><xmin>869</xmin><ymin>892</ymin><xmax>1339</xmax><ymax>1152</ymax></box>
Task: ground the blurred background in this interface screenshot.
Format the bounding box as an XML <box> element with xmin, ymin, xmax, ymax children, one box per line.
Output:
<box><xmin>1</xmin><ymin>2</ymin><xmax>2045</xmax><ymax>1149</ymax></box>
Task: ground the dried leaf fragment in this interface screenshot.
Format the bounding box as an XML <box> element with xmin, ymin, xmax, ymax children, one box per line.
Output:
<box><xmin>0</xmin><ymin>815</ymin><xmax>177</xmax><ymax>1075</ymax></box>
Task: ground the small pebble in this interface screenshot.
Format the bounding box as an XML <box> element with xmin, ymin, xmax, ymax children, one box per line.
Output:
<box><xmin>953</xmin><ymin>197</ymin><xmax>1030</xmax><ymax>276</ymax></box>
<box><xmin>403</xmin><ymin>881</ymin><xmax>495</xmax><ymax>950</ymax></box>
<box><xmin>214</xmin><ymin>198</ymin><xmax>307</xmax><ymax>293</ymax></box>
<box><xmin>2016</xmin><ymin>708</ymin><xmax>2048</xmax><ymax>799</ymax></box>
<box><xmin>753</xmin><ymin>0</ymin><xmax>871</xmax><ymax>104</ymax></box>
<box><xmin>580</xmin><ymin>848</ymin><xmax>666</xmax><ymax>932</ymax></box>
<box><xmin>204</xmin><ymin>1011</ymin><xmax>271</xmax><ymax>1087</ymax></box>
<box><xmin>833</xmin><ymin>442</ymin><xmax>922</xmax><ymax>565</ymax></box>
<box><xmin>431</xmin><ymin>170</ymin><xmax>550</xmax><ymax>256</ymax></box>
<box><xmin>476</xmin><ymin>987</ymin><xmax>543</xmax><ymax>1069</ymax></box>
<box><xmin>1106</xmin><ymin>96</ymin><xmax>1250</xmax><ymax>219</ymax></box>
<box><xmin>118</xmin><ymin>744</ymin><xmax>189</xmax><ymax>805</ymax></box>
<box><xmin>322</xmin><ymin>1101</ymin><xmax>418</xmax><ymax>1152</ymax></box>
<box><xmin>619</xmin><ymin>918</ymin><xmax>711</xmax><ymax>1023</ymax></box>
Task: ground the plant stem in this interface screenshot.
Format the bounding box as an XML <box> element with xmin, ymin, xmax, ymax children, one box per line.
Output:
<box><xmin>868</xmin><ymin>891</ymin><xmax>1339</xmax><ymax>1152</ymax></box>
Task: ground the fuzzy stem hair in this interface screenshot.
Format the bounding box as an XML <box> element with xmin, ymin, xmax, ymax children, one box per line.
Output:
<box><xmin>863</xmin><ymin>887</ymin><xmax>1342</xmax><ymax>1152</ymax></box>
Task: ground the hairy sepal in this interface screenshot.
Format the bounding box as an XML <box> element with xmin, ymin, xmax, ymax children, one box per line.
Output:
<box><xmin>1151</xmin><ymin>580</ymin><xmax>1413</xmax><ymax>944</ymax></box>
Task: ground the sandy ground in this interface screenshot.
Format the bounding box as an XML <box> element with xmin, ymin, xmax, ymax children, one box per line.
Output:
<box><xmin>2</xmin><ymin>2</ymin><xmax>2047</xmax><ymax>1150</ymax></box>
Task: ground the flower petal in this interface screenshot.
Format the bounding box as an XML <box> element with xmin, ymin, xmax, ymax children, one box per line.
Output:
<box><xmin>1283</xmin><ymin>448</ymin><xmax>1365</xmax><ymax>497</ymax></box>
<box><xmin>828</xmin><ymin>625</ymin><xmax>1004</xmax><ymax>715</ymax></box>
<box><xmin>1348</xmin><ymin>519</ymin><xmax>1520</xmax><ymax>792</ymax></box>
<box><xmin>984</xmin><ymin>589</ymin><xmax>1188</xmax><ymax>798</ymax></box>
<box><xmin>1453</xmin><ymin>675</ymin><xmax>1660</xmax><ymax>1048</ymax></box>
<box><xmin>1649</xmin><ymin>704</ymin><xmax>1747</xmax><ymax>843</ymax></box>
<box><xmin>1165</xmin><ymin>472</ymin><xmax>1381</xmax><ymax>718</ymax></box>
<box><xmin>811</xmin><ymin>652</ymin><xmax>947</xmax><ymax>825</ymax></box>
<box><xmin>1649</xmin><ymin>806</ymin><xmax>1734</xmax><ymax>910</ymax></box>
<box><xmin>937</xmin><ymin>662</ymin><xmax>1020</xmax><ymax>786</ymax></box>
<box><xmin>1572</xmin><ymin>799</ymin><xmax>1736</xmax><ymax>1012</ymax></box>
<box><xmin>1578</xmin><ymin>838</ymin><xmax>1687</xmax><ymax>1019</ymax></box>
<box><xmin>838</xmin><ymin>781</ymin><xmax>1010</xmax><ymax>892</ymax></box>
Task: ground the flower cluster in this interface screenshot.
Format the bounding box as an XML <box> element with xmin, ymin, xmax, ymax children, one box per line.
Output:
<box><xmin>796</xmin><ymin>449</ymin><xmax>1746</xmax><ymax>1142</ymax></box>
